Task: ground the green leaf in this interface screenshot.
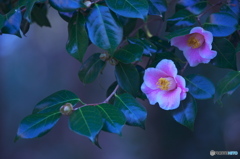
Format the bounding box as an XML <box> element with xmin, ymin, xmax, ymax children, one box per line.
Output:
<box><xmin>149</xmin><ymin>36</ymin><xmax>171</xmax><ymax>52</ymax></box>
<box><xmin>236</xmin><ymin>42</ymin><xmax>240</xmax><ymax>53</ymax></box>
<box><xmin>165</xmin><ymin>27</ymin><xmax>192</xmax><ymax>39</ymax></box>
<box><xmin>187</xmin><ymin>1</ymin><xmax>207</xmax><ymax>15</ymax></box>
<box><xmin>17</xmin><ymin>0</ymin><xmax>44</xmax><ymax>21</ymax></box>
<box><xmin>148</xmin><ymin>0</ymin><xmax>167</xmax><ymax>15</ymax></box>
<box><xmin>185</xmin><ymin>74</ymin><xmax>215</xmax><ymax>100</ymax></box>
<box><xmin>20</xmin><ymin>18</ymin><xmax>30</xmax><ymax>35</ymax></box>
<box><xmin>114</xmin><ymin>93</ymin><xmax>147</xmax><ymax>128</ymax></box>
<box><xmin>220</xmin><ymin>0</ymin><xmax>239</xmax><ymax>18</ymax></box>
<box><xmin>211</xmin><ymin>38</ymin><xmax>237</xmax><ymax>70</ymax></box>
<box><xmin>15</xmin><ymin>112</ymin><xmax>61</xmax><ymax>141</ymax></box>
<box><xmin>203</xmin><ymin>12</ymin><xmax>238</xmax><ymax>37</ymax></box>
<box><xmin>1</xmin><ymin>9</ymin><xmax>22</xmax><ymax>36</ymax></box>
<box><xmin>78</xmin><ymin>53</ymin><xmax>106</xmax><ymax>84</ymax></box>
<box><xmin>86</xmin><ymin>5</ymin><xmax>123</xmax><ymax>52</ymax></box>
<box><xmin>105</xmin><ymin>0</ymin><xmax>149</xmax><ymax>20</ymax></box>
<box><xmin>31</xmin><ymin>3</ymin><xmax>51</xmax><ymax>27</ymax></box>
<box><xmin>214</xmin><ymin>71</ymin><xmax>240</xmax><ymax>103</ymax></box>
<box><xmin>49</xmin><ymin>0</ymin><xmax>84</xmax><ymax>12</ymax></box>
<box><xmin>69</xmin><ymin>106</ymin><xmax>103</xmax><ymax>143</ymax></box>
<box><xmin>148</xmin><ymin>52</ymin><xmax>178</xmax><ymax>67</ymax></box>
<box><xmin>128</xmin><ymin>37</ymin><xmax>157</xmax><ymax>55</ymax></box>
<box><xmin>96</xmin><ymin>104</ymin><xmax>126</xmax><ymax>135</ymax></box>
<box><xmin>33</xmin><ymin>90</ymin><xmax>80</xmax><ymax>114</ymax></box>
<box><xmin>168</xmin><ymin>9</ymin><xmax>196</xmax><ymax>27</ymax></box>
<box><xmin>0</xmin><ymin>14</ymin><xmax>5</xmax><ymax>29</ymax></box>
<box><xmin>115</xmin><ymin>63</ymin><xmax>140</xmax><ymax>97</ymax></box>
<box><xmin>171</xmin><ymin>94</ymin><xmax>197</xmax><ymax>131</ymax></box>
<box><xmin>66</xmin><ymin>12</ymin><xmax>88</xmax><ymax>62</ymax></box>
<box><xmin>113</xmin><ymin>44</ymin><xmax>143</xmax><ymax>63</ymax></box>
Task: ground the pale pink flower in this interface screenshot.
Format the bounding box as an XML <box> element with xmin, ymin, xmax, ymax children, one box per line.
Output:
<box><xmin>171</xmin><ymin>27</ymin><xmax>217</xmax><ymax>67</ymax></box>
<box><xmin>141</xmin><ymin>59</ymin><xmax>188</xmax><ymax>110</ymax></box>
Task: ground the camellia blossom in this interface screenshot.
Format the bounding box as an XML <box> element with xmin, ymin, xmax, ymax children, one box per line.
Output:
<box><xmin>141</xmin><ymin>59</ymin><xmax>188</xmax><ymax>110</ymax></box>
<box><xmin>171</xmin><ymin>27</ymin><xmax>217</xmax><ymax>67</ymax></box>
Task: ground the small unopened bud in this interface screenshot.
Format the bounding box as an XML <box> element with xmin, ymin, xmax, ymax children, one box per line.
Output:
<box><xmin>60</xmin><ymin>103</ymin><xmax>73</xmax><ymax>115</ymax></box>
<box><xmin>84</xmin><ymin>1</ymin><xmax>92</xmax><ymax>8</ymax></box>
<box><xmin>109</xmin><ymin>58</ymin><xmax>118</xmax><ymax>66</ymax></box>
<box><xmin>99</xmin><ymin>53</ymin><xmax>110</xmax><ymax>61</ymax></box>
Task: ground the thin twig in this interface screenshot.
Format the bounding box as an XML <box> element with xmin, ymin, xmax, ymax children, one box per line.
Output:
<box><xmin>180</xmin><ymin>62</ymin><xmax>189</xmax><ymax>75</ymax></box>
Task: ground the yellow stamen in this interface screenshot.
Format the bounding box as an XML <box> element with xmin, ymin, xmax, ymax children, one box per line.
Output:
<box><xmin>187</xmin><ymin>33</ymin><xmax>204</xmax><ymax>49</ymax></box>
<box><xmin>156</xmin><ymin>77</ymin><xmax>177</xmax><ymax>91</ymax></box>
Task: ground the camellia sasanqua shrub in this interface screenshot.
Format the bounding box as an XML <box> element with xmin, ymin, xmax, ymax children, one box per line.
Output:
<box><xmin>1</xmin><ymin>0</ymin><xmax>239</xmax><ymax>148</ymax></box>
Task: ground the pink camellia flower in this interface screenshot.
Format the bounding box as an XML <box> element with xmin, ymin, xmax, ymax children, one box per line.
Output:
<box><xmin>171</xmin><ymin>27</ymin><xmax>217</xmax><ymax>67</ymax></box>
<box><xmin>141</xmin><ymin>59</ymin><xmax>188</xmax><ymax>110</ymax></box>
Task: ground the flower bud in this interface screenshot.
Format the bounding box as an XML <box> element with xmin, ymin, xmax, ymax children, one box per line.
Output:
<box><xmin>99</xmin><ymin>52</ymin><xmax>110</xmax><ymax>61</ymax></box>
<box><xmin>60</xmin><ymin>103</ymin><xmax>73</xmax><ymax>116</ymax></box>
<box><xmin>84</xmin><ymin>1</ymin><xmax>92</xmax><ymax>8</ymax></box>
<box><xmin>109</xmin><ymin>58</ymin><xmax>118</xmax><ymax>66</ymax></box>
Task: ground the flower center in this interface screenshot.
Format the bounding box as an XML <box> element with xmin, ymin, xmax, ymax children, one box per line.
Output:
<box><xmin>187</xmin><ymin>33</ymin><xmax>205</xmax><ymax>49</ymax></box>
<box><xmin>156</xmin><ymin>77</ymin><xmax>177</xmax><ymax>91</ymax></box>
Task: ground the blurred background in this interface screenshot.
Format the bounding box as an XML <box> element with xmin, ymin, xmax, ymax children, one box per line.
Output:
<box><xmin>1</xmin><ymin>8</ymin><xmax>240</xmax><ymax>159</ymax></box>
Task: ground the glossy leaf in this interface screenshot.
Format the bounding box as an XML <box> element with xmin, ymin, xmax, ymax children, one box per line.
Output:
<box><xmin>148</xmin><ymin>0</ymin><xmax>167</xmax><ymax>15</ymax></box>
<box><xmin>66</xmin><ymin>12</ymin><xmax>88</xmax><ymax>62</ymax></box>
<box><xmin>86</xmin><ymin>5</ymin><xmax>123</xmax><ymax>52</ymax></box>
<box><xmin>149</xmin><ymin>52</ymin><xmax>178</xmax><ymax>67</ymax></box>
<box><xmin>168</xmin><ymin>9</ymin><xmax>196</xmax><ymax>27</ymax></box>
<box><xmin>165</xmin><ymin>27</ymin><xmax>192</xmax><ymax>39</ymax></box>
<box><xmin>59</xmin><ymin>11</ymin><xmax>75</xmax><ymax>22</ymax></box>
<box><xmin>211</xmin><ymin>38</ymin><xmax>237</xmax><ymax>70</ymax></box>
<box><xmin>1</xmin><ymin>9</ymin><xmax>22</xmax><ymax>36</ymax></box>
<box><xmin>33</xmin><ymin>90</ymin><xmax>80</xmax><ymax>114</ymax></box>
<box><xmin>49</xmin><ymin>0</ymin><xmax>84</xmax><ymax>12</ymax></box>
<box><xmin>236</xmin><ymin>42</ymin><xmax>240</xmax><ymax>53</ymax></box>
<box><xmin>149</xmin><ymin>36</ymin><xmax>171</xmax><ymax>53</ymax></box>
<box><xmin>31</xmin><ymin>3</ymin><xmax>51</xmax><ymax>27</ymax></box>
<box><xmin>17</xmin><ymin>0</ymin><xmax>44</xmax><ymax>21</ymax></box>
<box><xmin>185</xmin><ymin>74</ymin><xmax>215</xmax><ymax>100</ymax></box>
<box><xmin>115</xmin><ymin>63</ymin><xmax>140</xmax><ymax>97</ymax></box>
<box><xmin>114</xmin><ymin>93</ymin><xmax>147</xmax><ymax>128</ymax></box>
<box><xmin>96</xmin><ymin>104</ymin><xmax>126</xmax><ymax>134</ymax></box>
<box><xmin>105</xmin><ymin>0</ymin><xmax>149</xmax><ymax>20</ymax></box>
<box><xmin>214</xmin><ymin>71</ymin><xmax>240</xmax><ymax>103</ymax></box>
<box><xmin>69</xmin><ymin>106</ymin><xmax>103</xmax><ymax>143</ymax></box>
<box><xmin>20</xmin><ymin>18</ymin><xmax>30</xmax><ymax>35</ymax></box>
<box><xmin>203</xmin><ymin>12</ymin><xmax>238</xmax><ymax>37</ymax></box>
<box><xmin>113</xmin><ymin>44</ymin><xmax>143</xmax><ymax>63</ymax></box>
<box><xmin>0</xmin><ymin>14</ymin><xmax>5</xmax><ymax>29</ymax></box>
<box><xmin>128</xmin><ymin>37</ymin><xmax>157</xmax><ymax>55</ymax></box>
<box><xmin>171</xmin><ymin>94</ymin><xmax>197</xmax><ymax>131</ymax></box>
<box><xmin>187</xmin><ymin>1</ymin><xmax>207</xmax><ymax>15</ymax></box>
<box><xmin>220</xmin><ymin>0</ymin><xmax>239</xmax><ymax>18</ymax></box>
<box><xmin>15</xmin><ymin>112</ymin><xmax>61</xmax><ymax>141</ymax></box>
<box><xmin>78</xmin><ymin>53</ymin><xmax>106</xmax><ymax>84</ymax></box>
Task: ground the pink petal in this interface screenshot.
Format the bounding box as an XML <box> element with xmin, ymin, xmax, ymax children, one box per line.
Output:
<box><xmin>190</xmin><ymin>27</ymin><xmax>213</xmax><ymax>48</ymax></box>
<box><xmin>141</xmin><ymin>83</ymin><xmax>159</xmax><ymax>105</ymax></box>
<box><xmin>190</xmin><ymin>27</ymin><xmax>204</xmax><ymax>34</ymax></box>
<box><xmin>156</xmin><ymin>59</ymin><xmax>178</xmax><ymax>77</ymax></box>
<box><xmin>171</xmin><ymin>34</ymin><xmax>190</xmax><ymax>51</ymax></box>
<box><xmin>175</xmin><ymin>75</ymin><xmax>188</xmax><ymax>100</ymax></box>
<box><xmin>183</xmin><ymin>48</ymin><xmax>203</xmax><ymax>67</ymax></box>
<box><xmin>157</xmin><ymin>87</ymin><xmax>182</xmax><ymax>110</ymax></box>
<box><xmin>201</xmin><ymin>30</ymin><xmax>213</xmax><ymax>47</ymax></box>
<box><xmin>199</xmin><ymin>43</ymin><xmax>217</xmax><ymax>59</ymax></box>
<box><xmin>143</xmin><ymin>68</ymin><xmax>167</xmax><ymax>89</ymax></box>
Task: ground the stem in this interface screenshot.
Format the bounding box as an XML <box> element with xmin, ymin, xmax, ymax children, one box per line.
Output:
<box><xmin>180</xmin><ymin>62</ymin><xmax>189</xmax><ymax>75</ymax></box>
<box><xmin>118</xmin><ymin>17</ymin><xmax>160</xmax><ymax>48</ymax></box>
<box><xmin>197</xmin><ymin>1</ymin><xmax>223</xmax><ymax>24</ymax></box>
<box><xmin>73</xmin><ymin>85</ymin><xmax>119</xmax><ymax>110</ymax></box>
<box><xmin>103</xmin><ymin>85</ymin><xmax>119</xmax><ymax>103</ymax></box>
